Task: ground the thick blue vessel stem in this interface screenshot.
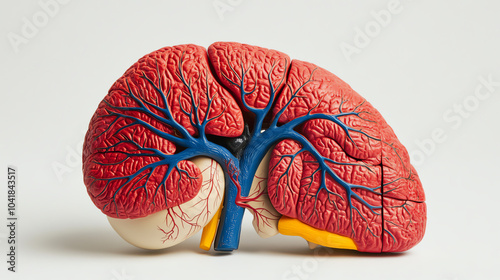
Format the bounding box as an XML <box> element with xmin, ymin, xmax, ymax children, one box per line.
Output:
<box><xmin>212</xmin><ymin>113</ymin><xmax>336</xmax><ymax>250</ymax></box>
<box><xmin>213</xmin><ymin>176</ymin><xmax>244</xmax><ymax>251</ymax></box>
<box><xmin>214</xmin><ymin>125</ymin><xmax>290</xmax><ymax>251</ymax></box>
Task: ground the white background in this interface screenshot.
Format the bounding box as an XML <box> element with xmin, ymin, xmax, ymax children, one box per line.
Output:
<box><xmin>1</xmin><ymin>0</ymin><xmax>499</xmax><ymax>279</ymax></box>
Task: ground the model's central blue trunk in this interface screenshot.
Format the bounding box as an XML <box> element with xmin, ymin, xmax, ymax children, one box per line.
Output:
<box><xmin>213</xmin><ymin>125</ymin><xmax>297</xmax><ymax>251</ymax></box>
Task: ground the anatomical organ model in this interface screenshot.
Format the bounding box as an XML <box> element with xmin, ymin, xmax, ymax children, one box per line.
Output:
<box><xmin>82</xmin><ymin>42</ymin><xmax>426</xmax><ymax>253</ymax></box>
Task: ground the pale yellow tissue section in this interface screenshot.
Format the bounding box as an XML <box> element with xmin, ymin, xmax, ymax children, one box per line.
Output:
<box><xmin>107</xmin><ymin>157</ymin><xmax>224</xmax><ymax>250</ymax></box>
<box><xmin>246</xmin><ymin>149</ymin><xmax>282</xmax><ymax>238</ymax></box>
<box><xmin>278</xmin><ymin>216</ymin><xmax>358</xmax><ymax>251</ymax></box>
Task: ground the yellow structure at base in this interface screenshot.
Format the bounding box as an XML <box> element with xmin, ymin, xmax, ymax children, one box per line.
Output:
<box><xmin>278</xmin><ymin>216</ymin><xmax>358</xmax><ymax>250</ymax></box>
<box><xmin>199</xmin><ymin>204</ymin><xmax>223</xmax><ymax>251</ymax></box>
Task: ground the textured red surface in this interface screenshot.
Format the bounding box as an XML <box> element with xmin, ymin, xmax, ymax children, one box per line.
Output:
<box><xmin>208</xmin><ymin>42</ymin><xmax>289</xmax><ymax>111</ymax></box>
<box><xmin>83</xmin><ymin>44</ymin><xmax>244</xmax><ymax>219</ymax></box>
<box><xmin>83</xmin><ymin>42</ymin><xmax>426</xmax><ymax>252</ymax></box>
<box><xmin>267</xmin><ymin>60</ymin><xmax>425</xmax><ymax>252</ymax></box>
